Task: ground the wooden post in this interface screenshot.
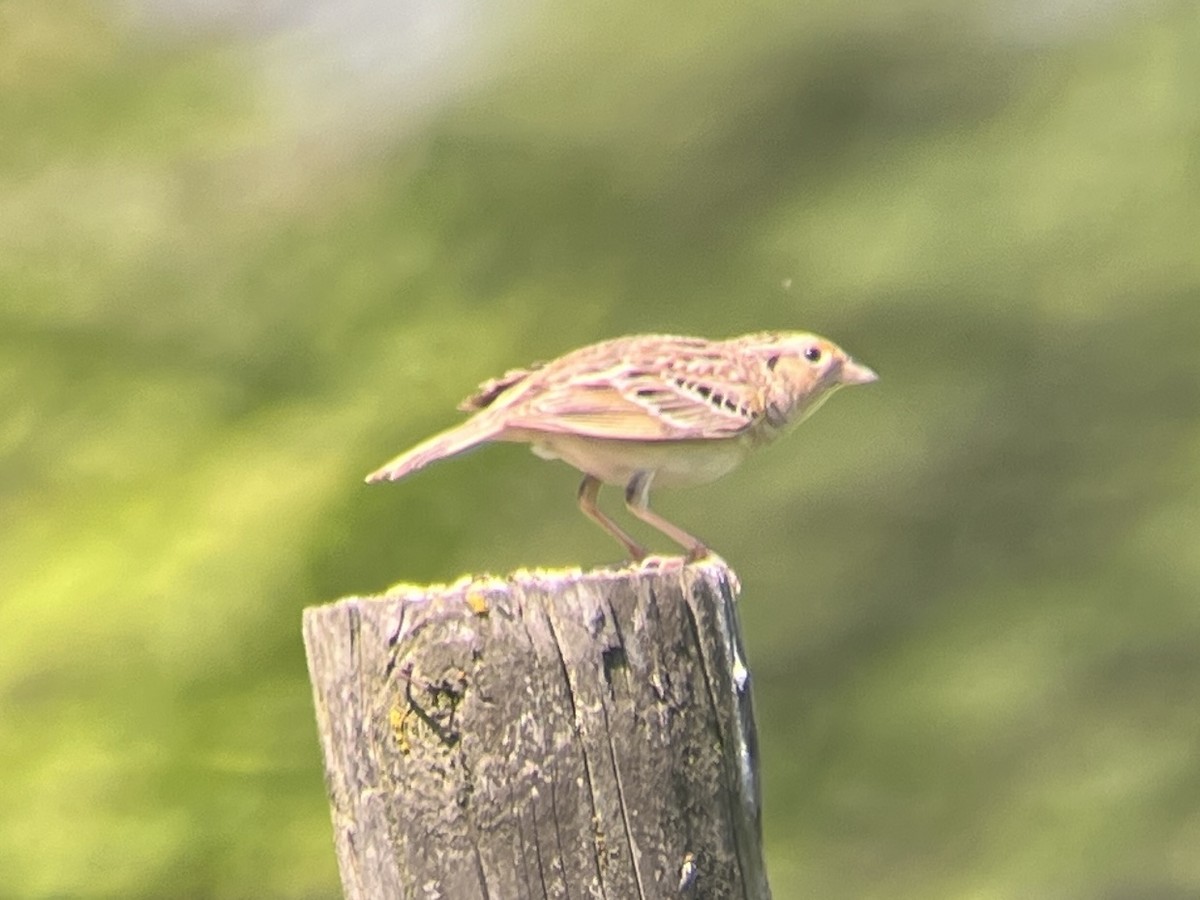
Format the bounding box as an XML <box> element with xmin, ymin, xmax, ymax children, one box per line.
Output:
<box><xmin>302</xmin><ymin>559</ymin><xmax>771</xmax><ymax>900</ymax></box>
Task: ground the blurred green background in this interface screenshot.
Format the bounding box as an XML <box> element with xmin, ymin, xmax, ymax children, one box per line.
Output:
<box><xmin>3</xmin><ymin>0</ymin><xmax>1198</xmax><ymax>896</ymax></box>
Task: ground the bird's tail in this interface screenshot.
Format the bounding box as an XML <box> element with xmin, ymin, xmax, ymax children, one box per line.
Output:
<box><xmin>364</xmin><ymin>418</ymin><xmax>504</xmax><ymax>484</ymax></box>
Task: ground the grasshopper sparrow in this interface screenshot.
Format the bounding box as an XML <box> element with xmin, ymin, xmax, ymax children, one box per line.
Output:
<box><xmin>367</xmin><ymin>332</ymin><xmax>877</xmax><ymax>560</ymax></box>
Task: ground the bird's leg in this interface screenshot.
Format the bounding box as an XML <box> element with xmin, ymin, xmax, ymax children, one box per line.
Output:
<box><xmin>577</xmin><ymin>474</ymin><xmax>648</xmax><ymax>561</ymax></box>
<box><xmin>624</xmin><ymin>470</ymin><xmax>709</xmax><ymax>562</ymax></box>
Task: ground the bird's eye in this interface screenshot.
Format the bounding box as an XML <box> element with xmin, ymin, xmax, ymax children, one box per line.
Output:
<box><xmin>803</xmin><ymin>346</ymin><xmax>823</xmax><ymax>363</ymax></box>
<box><xmin>766</xmin><ymin>354</ymin><xmax>780</xmax><ymax>371</ymax></box>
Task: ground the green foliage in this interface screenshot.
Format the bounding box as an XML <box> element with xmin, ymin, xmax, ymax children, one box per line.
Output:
<box><xmin>2</xmin><ymin>0</ymin><xmax>1198</xmax><ymax>896</ymax></box>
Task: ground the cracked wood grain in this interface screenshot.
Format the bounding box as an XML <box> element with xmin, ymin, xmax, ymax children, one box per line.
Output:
<box><xmin>302</xmin><ymin>559</ymin><xmax>771</xmax><ymax>900</ymax></box>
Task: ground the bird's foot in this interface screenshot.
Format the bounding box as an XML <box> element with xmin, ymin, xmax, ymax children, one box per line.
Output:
<box><xmin>637</xmin><ymin>554</ymin><xmax>687</xmax><ymax>572</ymax></box>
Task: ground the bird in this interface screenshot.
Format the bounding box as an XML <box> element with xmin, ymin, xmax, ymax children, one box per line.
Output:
<box><xmin>366</xmin><ymin>331</ymin><xmax>878</xmax><ymax>561</ymax></box>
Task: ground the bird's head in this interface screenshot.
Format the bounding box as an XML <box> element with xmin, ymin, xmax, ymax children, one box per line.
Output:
<box><xmin>738</xmin><ymin>331</ymin><xmax>878</xmax><ymax>429</ymax></box>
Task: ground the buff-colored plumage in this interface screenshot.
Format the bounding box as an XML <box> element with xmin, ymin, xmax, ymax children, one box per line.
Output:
<box><xmin>367</xmin><ymin>332</ymin><xmax>877</xmax><ymax>560</ymax></box>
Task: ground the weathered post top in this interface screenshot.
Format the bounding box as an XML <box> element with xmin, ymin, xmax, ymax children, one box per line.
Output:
<box><xmin>302</xmin><ymin>559</ymin><xmax>770</xmax><ymax>900</ymax></box>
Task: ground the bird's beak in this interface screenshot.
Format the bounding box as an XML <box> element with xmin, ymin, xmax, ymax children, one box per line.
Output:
<box><xmin>839</xmin><ymin>357</ymin><xmax>879</xmax><ymax>386</ymax></box>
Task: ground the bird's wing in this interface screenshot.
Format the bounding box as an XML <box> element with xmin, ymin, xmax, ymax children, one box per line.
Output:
<box><xmin>458</xmin><ymin>364</ymin><xmax>545</xmax><ymax>412</ymax></box>
<box><xmin>502</xmin><ymin>362</ymin><xmax>764</xmax><ymax>441</ymax></box>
